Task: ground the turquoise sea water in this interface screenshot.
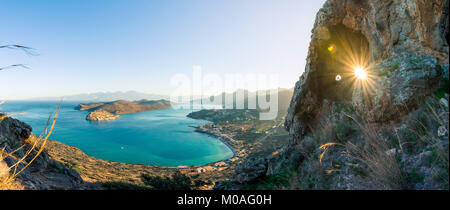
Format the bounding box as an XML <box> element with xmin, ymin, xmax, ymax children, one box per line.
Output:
<box><xmin>0</xmin><ymin>101</ymin><xmax>233</xmax><ymax>166</ymax></box>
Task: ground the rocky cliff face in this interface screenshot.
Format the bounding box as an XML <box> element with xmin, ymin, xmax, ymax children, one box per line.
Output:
<box><xmin>231</xmin><ymin>0</ymin><xmax>449</xmax><ymax>190</ymax></box>
<box><xmin>286</xmin><ymin>0</ymin><xmax>448</xmax><ymax>136</ymax></box>
<box><xmin>283</xmin><ymin>0</ymin><xmax>449</xmax><ymax>190</ymax></box>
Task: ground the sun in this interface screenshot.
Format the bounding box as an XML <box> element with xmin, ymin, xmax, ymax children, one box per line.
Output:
<box><xmin>354</xmin><ymin>66</ymin><xmax>367</xmax><ymax>79</ymax></box>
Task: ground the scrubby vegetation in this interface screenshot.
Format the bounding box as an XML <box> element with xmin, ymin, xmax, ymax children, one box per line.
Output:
<box><xmin>187</xmin><ymin>109</ymin><xmax>259</xmax><ymax>123</ymax></box>
<box><xmin>246</xmin><ymin>95</ymin><xmax>449</xmax><ymax>190</ymax></box>
<box><xmin>240</xmin><ymin>163</ymin><xmax>297</xmax><ymax>190</ymax></box>
<box><xmin>140</xmin><ymin>171</ymin><xmax>193</xmax><ymax>190</ymax></box>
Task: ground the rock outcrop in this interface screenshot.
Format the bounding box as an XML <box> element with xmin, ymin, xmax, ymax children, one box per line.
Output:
<box><xmin>1</xmin><ymin>113</ymin><xmax>84</xmax><ymax>190</ymax></box>
<box><xmin>232</xmin><ymin>0</ymin><xmax>449</xmax><ymax>190</ymax></box>
<box><xmin>86</xmin><ymin>109</ymin><xmax>120</xmax><ymax>121</ymax></box>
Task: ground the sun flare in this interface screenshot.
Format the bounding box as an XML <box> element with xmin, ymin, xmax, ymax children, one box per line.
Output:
<box><xmin>354</xmin><ymin>66</ymin><xmax>367</xmax><ymax>79</ymax></box>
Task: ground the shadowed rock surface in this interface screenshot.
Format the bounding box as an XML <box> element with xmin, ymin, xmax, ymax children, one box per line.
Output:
<box><xmin>1</xmin><ymin>114</ymin><xmax>84</xmax><ymax>190</ymax></box>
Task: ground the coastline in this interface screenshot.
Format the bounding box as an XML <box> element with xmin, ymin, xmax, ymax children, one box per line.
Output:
<box><xmin>45</xmin><ymin>138</ymin><xmax>237</xmax><ymax>189</ymax></box>
<box><xmin>42</xmin><ymin>118</ymin><xmax>245</xmax><ymax>188</ymax></box>
<box><xmin>3</xmin><ymin>104</ymin><xmax>246</xmax><ymax>188</ymax></box>
<box><xmin>189</xmin><ymin>125</ymin><xmax>237</xmax><ymax>158</ymax></box>
<box><xmin>4</xmin><ymin>105</ymin><xmax>280</xmax><ymax>189</ymax></box>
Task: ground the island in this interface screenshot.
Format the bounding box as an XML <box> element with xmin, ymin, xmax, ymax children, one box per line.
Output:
<box><xmin>76</xmin><ymin>99</ymin><xmax>172</xmax><ymax>121</ymax></box>
<box><xmin>86</xmin><ymin>109</ymin><xmax>120</xmax><ymax>121</ymax></box>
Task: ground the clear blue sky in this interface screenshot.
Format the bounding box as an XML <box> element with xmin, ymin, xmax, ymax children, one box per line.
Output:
<box><xmin>0</xmin><ymin>0</ymin><xmax>325</xmax><ymax>100</ymax></box>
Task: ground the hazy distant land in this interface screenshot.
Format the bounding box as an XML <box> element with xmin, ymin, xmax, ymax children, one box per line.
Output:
<box><xmin>30</xmin><ymin>90</ymin><xmax>170</xmax><ymax>102</ymax></box>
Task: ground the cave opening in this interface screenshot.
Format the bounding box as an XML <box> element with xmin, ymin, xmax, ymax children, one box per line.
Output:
<box><xmin>312</xmin><ymin>24</ymin><xmax>371</xmax><ymax>103</ymax></box>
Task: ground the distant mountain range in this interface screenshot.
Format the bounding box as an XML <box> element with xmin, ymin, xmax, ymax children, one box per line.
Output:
<box><xmin>191</xmin><ymin>88</ymin><xmax>294</xmax><ymax>116</ymax></box>
<box><xmin>31</xmin><ymin>89</ymin><xmax>294</xmax><ymax>115</ymax></box>
<box><xmin>32</xmin><ymin>91</ymin><xmax>170</xmax><ymax>102</ymax></box>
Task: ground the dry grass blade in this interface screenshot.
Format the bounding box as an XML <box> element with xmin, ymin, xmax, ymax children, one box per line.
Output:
<box><xmin>319</xmin><ymin>143</ymin><xmax>338</xmax><ymax>150</ymax></box>
<box><xmin>0</xmin><ymin>112</ymin><xmax>27</xmax><ymax>123</ymax></box>
<box><xmin>0</xmin><ymin>64</ymin><xmax>30</xmax><ymax>71</ymax></box>
<box><xmin>319</xmin><ymin>142</ymin><xmax>342</xmax><ymax>165</ymax></box>
<box><xmin>5</xmin><ymin>114</ymin><xmax>53</xmax><ymax>174</ymax></box>
<box><xmin>1</xmin><ymin>101</ymin><xmax>62</xmax><ymax>186</ymax></box>
<box><xmin>350</xmin><ymin>121</ymin><xmax>403</xmax><ymax>189</ymax></box>
<box><xmin>11</xmin><ymin>103</ymin><xmax>60</xmax><ymax>178</ymax></box>
<box><xmin>319</xmin><ymin>148</ymin><xmax>328</xmax><ymax>165</ymax></box>
<box><xmin>326</xmin><ymin>169</ymin><xmax>341</xmax><ymax>174</ymax></box>
<box><xmin>0</xmin><ymin>45</ymin><xmax>39</xmax><ymax>56</ymax></box>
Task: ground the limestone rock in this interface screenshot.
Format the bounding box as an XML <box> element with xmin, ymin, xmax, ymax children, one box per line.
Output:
<box><xmin>0</xmin><ymin>113</ymin><xmax>32</xmax><ymax>146</ymax></box>
<box><xmin>233</xmin><ymin>158</ymin><xmax>267</xmax><ymax>183</ymax></box>
<box><xmin>286</xmin><ymin>0</ymin><xmax>448</xmax><ymax>135</ymax></box>
<box><xmin>258</xmin><ymin>0</ymin><xmax>448</xmax><ymax>189</ymax></box>
<box><xmin>352</xmin><ymin>53</ymin><xmax>442</xmax><ymax>122</ymax></box>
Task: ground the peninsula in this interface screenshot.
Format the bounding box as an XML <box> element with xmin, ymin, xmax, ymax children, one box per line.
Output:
<box><xmin>76</xmin><ymin>99</ymin><xmax>172</xmax><ymax>121</ymax></box>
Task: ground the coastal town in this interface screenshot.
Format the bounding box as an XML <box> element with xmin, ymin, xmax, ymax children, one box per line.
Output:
<box><xmin>177</xmin><ymin>109</ymin><xmax>290</xmax><ymax>189</ymax></box>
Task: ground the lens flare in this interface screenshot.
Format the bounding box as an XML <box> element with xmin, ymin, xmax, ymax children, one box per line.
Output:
<box><xmin>325</xmin><ymin>28</ymin><xmax>379</xmax><ymax>97</ymax></box>
<box><xmin>328</xmin><ymin>45</ymin><xmax>336</xmax><ymax>53</ymax></box>
<box><xmin>354</xmin><ymin>66</ymin><xmax>367</xmax><ymax>79</ymax></box>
